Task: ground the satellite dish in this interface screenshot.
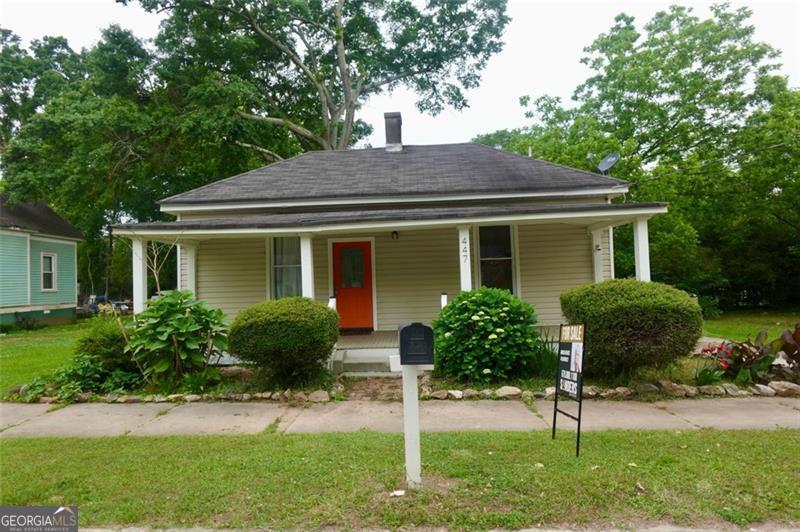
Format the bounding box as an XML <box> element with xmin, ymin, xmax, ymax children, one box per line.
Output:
<box><xmin>597</xmin><ymin>152</ymin><xmax>621</xmax><ymax>175</ymax></box>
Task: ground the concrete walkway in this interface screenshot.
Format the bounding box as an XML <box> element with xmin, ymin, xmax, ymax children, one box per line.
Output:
<box><xmin>1</xmin><ymin>397</ymin><xmax>798</xmax><ymax>437</ymax></box>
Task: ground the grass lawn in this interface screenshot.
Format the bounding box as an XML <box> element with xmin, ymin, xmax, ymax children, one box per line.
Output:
<box><xmin>0</xmin><ymin>322</ymin><xmax>87</xmax><ymax>392</ymax></box>
<box><xmin>704</xmin><ymin>308</ymin><xmax>799</xmax><ymax>342</ymax></box>
<box><xmin>1</xmin><ymin>429</ymin><xmax>798</xmax><ymax>529</ymax></box>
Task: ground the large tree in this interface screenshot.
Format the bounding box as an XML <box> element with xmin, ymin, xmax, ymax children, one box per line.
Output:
<box><xmin>128</xmin><ymin>0</ymin><xmax>509</xmax><ymax>153</ymax></box>
<box><xmin>475</xmin><ymin>4</ymin><xmax>798</xmax><ymax>307</ymax></box>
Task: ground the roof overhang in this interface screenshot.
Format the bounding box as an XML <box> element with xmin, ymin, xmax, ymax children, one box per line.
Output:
<box><xmin>159</xmin><ymin>186</ymin><xmax>630</xmax><ymax>214</ymax></box>
<box><xmin>116</xmin><ymin>203</ymin><xmax>666</xmax><ymax>240</ymax></box>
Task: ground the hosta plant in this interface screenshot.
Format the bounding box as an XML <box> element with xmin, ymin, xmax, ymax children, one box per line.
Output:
<box><xmin>127</xmin><ymin>290</ymin><xmax>228</xmax><ymax>388</ymax></box>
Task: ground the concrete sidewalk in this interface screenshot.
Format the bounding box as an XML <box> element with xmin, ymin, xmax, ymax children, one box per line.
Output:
<box><xmin>1</xmin><ymin>397</ymin><xmax>798</xmax><ymax>437</ymax></box>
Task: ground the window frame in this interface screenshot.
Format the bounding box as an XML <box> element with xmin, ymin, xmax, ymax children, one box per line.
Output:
<box><xmin>271</xmin><ymin>236</ymin><xmax>302</xmax><ymax>299</ymax></box>
<box><xmin>40</xmin><ymin>252</ymin><xmax>58</xmax><ymax>292</ymax></box>
<box><xmin>475</xmin><ymin>225</ymin><xmax>520</xmax><ymax>295</ymax></box>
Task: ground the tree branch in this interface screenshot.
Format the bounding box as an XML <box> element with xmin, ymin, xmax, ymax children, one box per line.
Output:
<box><xmin>234</xmin><ymin>140</ymin><xmax>284</xmax><ymax>162</ymax></box>
<box><xmin>238</xmin><ymin>111</ymin><xmax>331</xmax><ymax>149</ymax></box>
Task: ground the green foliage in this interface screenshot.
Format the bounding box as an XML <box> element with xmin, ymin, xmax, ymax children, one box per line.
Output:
<box><xmin>229</xmin><ymin>297</ymin><xmax>338</xmax><ymax>387</ymax></box>
<box><xmin>432</xmin><ymin>287</ymin><xmax>540</xmax><ymax>383</ymax></box>
<box><xmin>474</xmin><ymin>4</ymin><xmax>798</xmax><ymax>308</ymax></box>
<box><xmin>75</xmin><ymin>316</ymin><xmax>135</xmax><ymax>372</ymax></box>
<box><xmin>182</xmin><ymin>368</ymin><xmax>221</xmax><ymax>394</ymax></box>
<box><xmin>560</xmin><ymin>280</ymin><xmax>703</xmax><ymax>377</ymax></box>
<box><xmin>698</xmin><ymin>296</ymin><xmax>722</xmax><ymax>319</ymax></box>
<box><xmin>694</xmin><ymin>365</ymin><xmax>724</xmax><ymax>386</ymax></box>
<box><xmin>128</xmin><ymin>290</ymin><xmax>228</xmax><ymax>388</ymax></box>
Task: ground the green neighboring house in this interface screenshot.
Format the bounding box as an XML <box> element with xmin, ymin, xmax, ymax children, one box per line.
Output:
<box><xmin>0</xmin><ymin>195</ymin><xmax>82</xmax><ymax>327</ymax></box>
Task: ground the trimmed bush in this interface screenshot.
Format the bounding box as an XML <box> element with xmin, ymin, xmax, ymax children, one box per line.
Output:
<box><xmin>433</xmin><ymin>287</ymin><xmax>540</xmax><ymax>382</ymax></box>
<box><xmin>229</xmin><ymin>297</ymin><xmax>339</xmax><ymax>386</ymax></box>
<box><xmin>76</xmin><ymin>316</ymin><xmax>135</xmax><ymax>372</ymax></box>
<box><xmin>560</xmin><ymin>279</ymin><xmax>703</xmax><ymax>377</ymax></box>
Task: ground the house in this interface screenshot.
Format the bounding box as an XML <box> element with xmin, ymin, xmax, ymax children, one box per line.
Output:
<box><xmin>0</xmin><ymin>195</ymin><xmax>82</xmax><ymax>327</ymax></box>
<box><xmin>114</xmin><ymin>113</ymin><xmax>666</xmax><ymax>371</ymax></box>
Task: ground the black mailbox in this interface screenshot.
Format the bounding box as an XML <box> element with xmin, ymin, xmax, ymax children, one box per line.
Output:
<box><xmin>399</xmin><ymin>322</ymin><xmax>434</xmax><ymax>365</ymax></box>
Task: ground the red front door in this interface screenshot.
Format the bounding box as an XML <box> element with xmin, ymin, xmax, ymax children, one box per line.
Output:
<box><xmin>332</xmin><ymin>241</ymin><xmax>374</xmax><ymax>330</ymax></box>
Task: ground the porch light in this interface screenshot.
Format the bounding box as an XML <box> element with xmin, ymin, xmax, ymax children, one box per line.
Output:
<box><xmin>391</xmin><ymin>231</ymin><xmax>399</xmax><ymax>240</ymax></box>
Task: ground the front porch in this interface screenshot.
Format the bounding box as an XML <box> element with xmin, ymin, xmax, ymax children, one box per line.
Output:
<box><xmin>117</xmin><ymin>202</ymin><xmax>666</xmax><ymax>373</ymax></box>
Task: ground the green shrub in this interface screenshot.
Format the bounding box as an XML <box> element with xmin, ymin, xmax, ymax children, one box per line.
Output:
<box><xmin>433</xmin><ymin>287</ymin><xmax>540</xmax><ymax>383</ymax></box>
<box><xmin>560</xmin><ymin>279</ymin><xmax>702</xmax><ymax>377</ymax></box>
<box><xmin>229</xmin><ymin>297</ymin><xmax>339</xmax><ymax>387</ymax></box>
<box><xmin>76</xmin><ymin>317</ymin><xmax>135</xmax><ymax>372</ymax></box>
<box><xmin>128</xmin><ymin>290</ymin><xmax>228</xmax><ymax>388</ymax></box>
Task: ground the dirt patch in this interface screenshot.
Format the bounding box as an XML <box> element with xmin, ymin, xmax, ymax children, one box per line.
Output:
<box><xmin>346</xmin><ymin>377</ymin><xmax>402</xmax><ymax>401</ymax></box>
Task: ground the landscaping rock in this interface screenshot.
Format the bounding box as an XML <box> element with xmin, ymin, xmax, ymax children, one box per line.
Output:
<box><xmin>430</xmin><ymin>390</ymin><xmax>449</xmax><ymax>400</ymax></box>
<box><xmin>582</xmin><ymin>386</ymin><xmax>600</xmax><ymax>399</ymax></box>
<box><xmin>292</xmin><ymin>391</ymin><xmax>308</xmax><ymax>402</ymax></box>
<box><xmin>722</xmin><ymin>383</ymin><xmax>739</xmax><ymax>396</ymax></box>
<box><xmin>184</xmin><ymin>394</ymin><xmax>202</xmax><ymax>402</ymax></box>
<box><xmin>143</xmin><ymin>395</ymin><xmax>155</xmax><ymax>403</ymax></box>
<box><xmin>218</xmin><ymin>366</ymin><xmax>255</xmax><ymax>381</ymax></box>
<box><xmin>698</xmin><ymin>385</ymin><xmax>726</xmax><ymax>396</ymax></box>
<box><xmin>419</xmin><ymin>373</ymin><xmax>432</xmax><ymax>387</ymax></box>
<box><xmin>75</xmin><ymin>392</ymin><xmax>93</xmax><ymax>403</ymax></box>
<box><xmin>768</xmin><ymin>381</ymin><xmax>800</xmax><ymax>397</ymax></box>
<box><xmin>420</xmin><ymin>390</ymin><xmax>431</xmax><ymax>400</ymax></box>
<box><xmin>331</xmin><ymin>382</ymin><xmax>346</xmax><ymax>395</ymax></box>
<box><xmin>308</xmin><ymin>390</ymin><xmax>330</xmax><ymax>403</ymax></box>
<box><xmin>105</xmin><ymin>393</ymin><xmax>119</xmax><ymax>403</ymax></box>
<box><xmin>544</xmin><ymin>386</ymin><xmax>556</xmax><ymax>400</ymax></box>
<box><xmin>533</xmin><ymin>391</ymin><xmax>547</xmax><ymax>399</ymax></box>
<box><xmin>658</xmin><ymin>380</ymin><xmax>686</xmax><ymax>397</ymax></box>
<box><xmin>167</xmin><ymin>393</ymin><xmax>185</xmax><ymax>402</ymax></box>
<box><xmin>480</xmin><ymin>388</ymin><xmax>494</xmax><ymax>398</ymax></box>
<box><xmin>239</xmin><ymin>393</ymin><xmax>252</xmax><ymax>402</ymax></box>
<box><xmin>254</xmin><ymin>392</ymin><xmax>272</xmax><ymax>400</ymax></box>
<box><xmin>220</xmin><ymin>392</ymin><xmax>239</xmax><ymax>401</ymax></box>
<box><xmin>751</xmin><ymin>383</ymin><xmax>776</xmax><ymax>397</ymax></box>
<box><xmin>38</xmin><ymin>396</ymin><xmax>57</xmax><ymax>404</ymax></box>
<box><xmin>202</xmin><ymin>393</ymin><xmax>214</xmax><ymax>401</ymax></box>
<box><xmin>680</xmin><ymin>384</ymin><xmax>698</xmax><ymax>397</ymax></box>
<box><xmin>117</xmin><ymin>395</ymin><xmax>141</xmax><ymax>403</ymax></box>
<box><xmin>154</xmin><ymin>395</ymin><xmax>169</xmax><ymax>403</ymax></box>
<box><xmin>635</xmin><ymin>383</ymin><xmax>659</xmax><ymax>395</ymax></box>
<box><xmin>600</xmin><ymin>388</ymin><xmax>618</xmax><ymax>399</ymax></box>
<box><xmin>615</xmin><ymin>386</ymin><xmax>634</xmax><ymax>398</ymax></box>
<box><xmin>496</xmin><ymin>386</ymin><xmax>522</xmax><ymax>399</ymax></box>
<box><xmin>419</xmin><ymin>384</ymin><xmax>433</xmax><ymax>395</ymax></box>
<box><xmin>462</xmin><ymin>388</ymin><xmax>479</xmax><ymax>399</ymax></box>
<box><xmin>447</xmin><ymin>390</ymin><xmax>463</xmax><ymax>400</ymax></box>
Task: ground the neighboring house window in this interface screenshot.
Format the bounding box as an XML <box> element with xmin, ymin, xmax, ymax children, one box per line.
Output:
<box><xmin>272</xmin><ymin>237</ymin><xmax>301</xmax><ymax>298</ymax></box>
<box><xmin>478</xmin><ymin>226</ymin><xmax>514</xmax><ymax>293</ymax></box>
<box><xmin>41</xmin><ymin>253</ymin><xmax>57</xmax><ymax>291</ymax></box>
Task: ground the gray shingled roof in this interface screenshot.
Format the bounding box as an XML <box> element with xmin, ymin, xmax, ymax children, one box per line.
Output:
<box><xmin>115</xmin><ymin>202</ymin><xmax>665</xmax><ymax>232</ymax></box>
<box><xmin>0</xmin><ymin>195</ymin><xmax>83</xmax><ymax>240</ymax></box>
<box><xmin>160</xmin><ymin>143</ymin><xmax>628</xmax><ymax>205</ymax></box>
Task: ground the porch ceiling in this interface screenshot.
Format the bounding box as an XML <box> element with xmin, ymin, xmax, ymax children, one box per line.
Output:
<box><xmin>113</xmin><ymin>202</ymin><xmax>667</xmax><ymax>239</ymax></box>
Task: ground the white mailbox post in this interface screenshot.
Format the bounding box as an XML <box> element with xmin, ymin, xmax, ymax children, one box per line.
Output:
<box><xmin>392</xmin><ymin>322</ymin><xmax>435</xmax><ymax>488</ymax></box>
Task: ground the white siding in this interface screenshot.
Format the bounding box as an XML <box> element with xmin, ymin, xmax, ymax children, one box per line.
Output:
<box><xmin>517</xmin><ymin>223</ymin><xmax>595</xmax><ymax>326</ymax></box>
<box><xmin>196</xmin><ymin>238</ymin><xmax>267</xmax><ymax>318</ymax></box>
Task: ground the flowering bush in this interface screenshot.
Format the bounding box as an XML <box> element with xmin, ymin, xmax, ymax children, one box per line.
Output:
<box><xmin>433</xmin><ymin>287</ymin><xmax>540</xmax><ymax>383</ymax></box>
<box><xmin>700</xmin><ymin>324</ymin><xmax>800</xmax><ymax>384</ymax></box>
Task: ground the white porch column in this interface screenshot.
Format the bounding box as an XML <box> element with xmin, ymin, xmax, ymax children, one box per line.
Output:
<box><xmin>131</xmin><ymin>238</ymin><xmax>148</xmax><ymax>313</ymax></box>
<box><xmin>300</xmin><ymin>233</ymin><xmax>315</xmax><ymax>298</ymax></box>
<box><xmin>457</xmin><ymin>226</ymin><xmax>472</xmax><ymax>291</ymax></box>
<box><xmin>633</xmin><ymin>217</ymin><xmax>651</xmax><ymax>282</ymax></box>
<box><xmin>590</xmin><ymin>229</ymin><xmax>604</xmax><ymax>282</ymax></box>
<box><xmin>182</xmin><ymin>244</ymin><xmax>197</xmax><ymax>295</ymax></box>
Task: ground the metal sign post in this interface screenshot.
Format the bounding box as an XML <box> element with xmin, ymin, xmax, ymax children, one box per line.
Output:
<box><xmin>552</xmin><ymin>323</ymin><xmax>585</xmax><ymax>457</ymax></box>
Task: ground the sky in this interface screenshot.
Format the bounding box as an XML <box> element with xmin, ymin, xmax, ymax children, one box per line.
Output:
<box><xmin>3</xmin><ymin>0</ymin><xmax>799</xmax><ymax>147</ymax></box>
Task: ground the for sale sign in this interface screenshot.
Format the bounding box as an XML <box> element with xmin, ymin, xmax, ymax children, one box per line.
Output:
<box><xmin>557</xmin><ymin>324</ymin><xmax>584</xmax><ymax>400</ymax></box>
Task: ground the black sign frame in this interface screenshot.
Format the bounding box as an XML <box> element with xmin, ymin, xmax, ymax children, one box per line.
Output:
<box><xmin>551</xmin><ymin>323</ymin><xmax>585</xmax><ymax>457</ymax></box>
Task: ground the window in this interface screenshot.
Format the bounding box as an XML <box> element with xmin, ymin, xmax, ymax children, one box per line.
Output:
<box><xmin>340</xmin><ymin>247</ymin><xmax>364</xmax><ymax>288</ymax></box>
<box><xmin>478</xmin><ymin>226</ymin><xmax>514</xmax><ymax>293</ymax></box>
<box><xmin>272</xmin><ymin>237</ymin><xmax>301</xmax><ymax>298</ymax></box>
<box><xmin>41</xmin><ymin>253</ymin><xmax>57</xmax><ymax>291</ymax></box>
